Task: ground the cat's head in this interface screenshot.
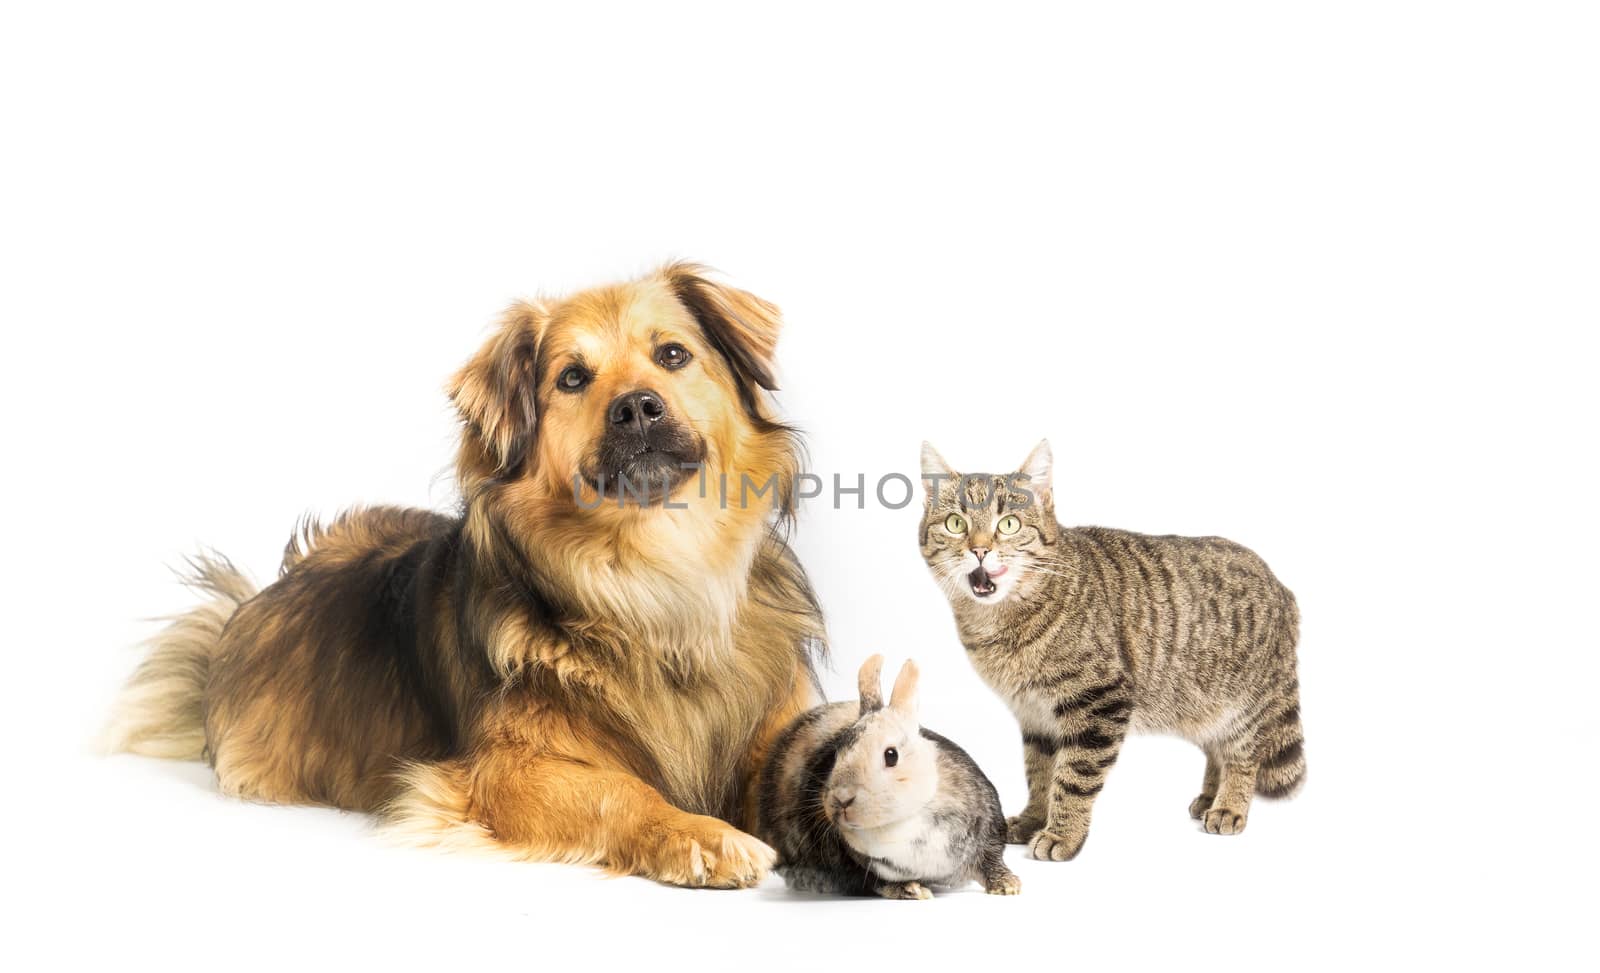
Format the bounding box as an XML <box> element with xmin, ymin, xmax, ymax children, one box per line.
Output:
<box><xmin>919</xmin><ymin>440</ymin><xmax>1059</xmax><ymax>605</ymax></box>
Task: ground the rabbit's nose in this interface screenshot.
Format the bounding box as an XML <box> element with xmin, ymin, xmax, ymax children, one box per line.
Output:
<box><xmin>829</xmin><ymin>789</ymin><xmax>856</xmax><ymax>815</ymax></box>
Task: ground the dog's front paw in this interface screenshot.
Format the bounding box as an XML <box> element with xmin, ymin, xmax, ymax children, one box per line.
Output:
<box><xmin>877</xmin><ymin>880</ymin><xmax>933</xmax><ymax>900</ymax></box>
<box><xmin>1203</xmin><ymin>806</ymin><xmax>1248</xmax><ymax>836</ymax></box>
<box><xmin>645</xmin><ymin>814</ymin><xmax>776</xmax><ymax>889</ymax></box>
<box><xmin>1028</xmin><ymin>827</ymin><xmax>1087</xmax><ymax>862</ymax></box>
<box><xmin>1005</xmin><ymin>814</ymin><xmax>1044</xmax><ymax>844</ymax></box>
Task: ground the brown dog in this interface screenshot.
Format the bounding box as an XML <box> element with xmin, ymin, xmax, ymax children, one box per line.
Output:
<box><xmin>106</xmin><ymin>263</ymin><xmax>826</xmax><ymax>887</ymax></box>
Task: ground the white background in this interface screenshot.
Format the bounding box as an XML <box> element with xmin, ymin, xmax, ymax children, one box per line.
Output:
<box><xmin>3</xmin><ymin>2</ymin><xmax>1595</xmax><ymax>970</ymax></box>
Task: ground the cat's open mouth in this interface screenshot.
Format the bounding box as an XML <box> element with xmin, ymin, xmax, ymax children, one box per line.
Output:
<box><xmin>969</xmin><ymin>565</ymin><xmax>1000</xmax><ymax>598</ymax></box>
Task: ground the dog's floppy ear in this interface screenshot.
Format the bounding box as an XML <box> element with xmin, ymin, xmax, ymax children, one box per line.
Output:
<box><xmin>448</xmin><ymin>301</ymin><xmax>545</xmax><ymax>477</ymax></box>
<box><xmin>662</xmin><ymin>262</ymin><xmax>781</xmax><ymax>393</ymax></box>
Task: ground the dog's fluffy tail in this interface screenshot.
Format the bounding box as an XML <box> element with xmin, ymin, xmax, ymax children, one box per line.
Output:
<box><xmin>102</xmin><ymin>553</ymin><xmax>257</xmax><ymax>760</ymax></box>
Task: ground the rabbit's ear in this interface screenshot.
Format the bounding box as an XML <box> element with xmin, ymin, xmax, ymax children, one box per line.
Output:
<box><xmin>889</xmin><ymin>660</ymin><xmax>920</xmax><ymax>718</ymax></box>
<box><xmin>857</xmin><ymin>654</ymin><xmax>885</xmax><ymax>714</ymax></box>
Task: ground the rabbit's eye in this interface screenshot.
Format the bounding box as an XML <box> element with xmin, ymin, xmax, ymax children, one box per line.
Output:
<box><xmin>884</xmin><ymin>747</ymin><xmax>899</xmax><ymax>768</ymax></box>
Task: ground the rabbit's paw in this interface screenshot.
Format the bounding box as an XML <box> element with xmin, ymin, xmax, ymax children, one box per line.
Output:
<box><xmin>876</xmin><ymin>880</ymin><xmax>933</xmax><ymax>900</ymax></box>
<box><xmin>984</xmin><ymin>871</ymin><xmax>1022</xmax><ymax>895</ymax></box>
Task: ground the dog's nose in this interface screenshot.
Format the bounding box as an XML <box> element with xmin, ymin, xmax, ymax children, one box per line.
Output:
<box><xmin>608</xmin><ymin>390</ymin><xmax>666</xmax><ymax>435</ymax></box>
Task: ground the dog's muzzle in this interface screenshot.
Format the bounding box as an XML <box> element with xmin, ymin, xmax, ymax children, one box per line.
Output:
<box><xmin>587</xmin><ymin>388</ymin><xmax>706</xmax><ymax>505</ymax></box>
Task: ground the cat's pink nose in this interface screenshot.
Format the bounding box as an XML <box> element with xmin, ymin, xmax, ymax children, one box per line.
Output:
<box><xmin>971</xmin><ymin>547</ymin><xmax>989</xmax><ymax>560</ymax></box>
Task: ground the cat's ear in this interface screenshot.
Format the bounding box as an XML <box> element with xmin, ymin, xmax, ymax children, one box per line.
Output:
<box><xmin>858</xmin><ymin>654</ymin><xmax>885</xmax><ymax>715</ymax></box>
<box><xmin>1018</xmin><ymin>439</ymin><xmax>1059</xmax><ymax>542</ymax></box>
<box><xmin>1020</xmin><ymin>439</ymin><xmax>1053</xmax><ymax>504</ymax></box>
<box><xmin>920</xmin><ymin>441</ymin><xmax>956</xmax><ymax>497</ymax></box>
<box><xmin>889</xmin><ymin>659</ymin><xmax>920</xmax><ymax>719</ymax></box>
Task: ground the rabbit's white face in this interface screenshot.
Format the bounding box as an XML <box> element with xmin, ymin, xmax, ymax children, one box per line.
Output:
<box><xmin>825</xmin><ymin>655</ymin><xmax>939</xmax><ymax>831</ymax></box>
<box><xmin>826</xmin><ymin>709</ymin><xmax>939</xmax><ymax>831</ymax></box>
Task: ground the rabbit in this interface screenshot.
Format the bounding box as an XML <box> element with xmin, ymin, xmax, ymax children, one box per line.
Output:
<box><xmin>757</xmin><ymin>654</ymin><xmax>1021</xmax><ymax>899</ymax></box>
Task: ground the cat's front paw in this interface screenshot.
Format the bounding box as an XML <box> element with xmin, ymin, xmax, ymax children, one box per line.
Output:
<box><xmin>1188</xmin><ymin>792</ymin><xmax>1216</xmax><ymax>819</ymax></box>
<box><xmin>1006</xmin><ymin>814</ymin><xmax>1044</xmax><ymax>844</ymax></box>
<box><xmin>1028</xmin><ymin>827</ymin><xmax>1087</xmax><ymax>862</ymax></box>
<box><xmin>877</xmin><ymin>880</ymin><xmax>933</xmax><ymax>900</ymax></box>
<box><xmin>1203</xmin><ymin>806</ymin><xmax>1248</xmax><ymax>835</ymax></box>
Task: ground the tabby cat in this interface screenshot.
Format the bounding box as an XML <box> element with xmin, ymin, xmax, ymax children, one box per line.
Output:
<box><xmin>918</xmin><ymin>440</ymin><xmax>1305</xmax><ymax>860</ymax></box>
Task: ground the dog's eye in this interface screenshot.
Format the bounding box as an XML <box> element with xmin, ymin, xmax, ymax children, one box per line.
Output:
<box><xmin>655</xmin><ymin>343</ymin><xmax>692</xmax><ymax>370</ymax></box>
<box><xmin>557</xmin><ymin>366</ymin><xmax>590</xmax><ymax>392</ymax></box>
<box><xmin>884</xmin><ymin>747</ymin><xmax>899</xmax><ymax>768</ymax></box>
<box><xmin>997</xmin><ymin>515</ymin><xmax>1021</xmax><ymax>535</ymax></box>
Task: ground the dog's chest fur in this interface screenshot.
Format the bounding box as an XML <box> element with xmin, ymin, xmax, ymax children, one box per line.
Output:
<box><xmin>626</xmin><ymin>665</ymin><xmax>776</xmax><ymax>817</ymax></box>
<box><xmin>530</xmin><ymin>542</ymin><xmax>822</xmax><ymax>820</ymax></box>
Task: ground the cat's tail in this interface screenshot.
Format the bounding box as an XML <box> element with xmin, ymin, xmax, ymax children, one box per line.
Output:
<box><xmin>1256</xmin><ymin>597</ymin><xmax>1306</xmax><ymax>798</ymax></box>
<box><xmin>1255</xmin><ymin>690</ymin><xmax>1306</xmax><ymax>799</ymax></box>
<box><xmin>101</xmin><ymin>553</ymin><xmax>257</xmax><ymax>760</ymax></box>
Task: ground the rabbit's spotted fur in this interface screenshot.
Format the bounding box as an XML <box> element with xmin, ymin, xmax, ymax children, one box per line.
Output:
<box><xmin>757</xmin><ymin>657</ymin><xmax>1020</xmax><ymax>899</ymax></box>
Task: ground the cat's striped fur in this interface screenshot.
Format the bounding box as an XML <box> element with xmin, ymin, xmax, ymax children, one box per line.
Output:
<box><xmin>919</xmin><ymin>441</ymin><xmax>1305</xmax><ymax>860</ymax></box>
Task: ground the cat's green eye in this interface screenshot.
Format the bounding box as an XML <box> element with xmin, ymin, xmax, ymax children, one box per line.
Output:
<box><xmin>997</xmin><ymin>514</ymin><xmax>1021</xmax><ymax>535</ymax></box>
<box><xmin>944</xmin><ymin>513</ymin><xmax>967</xmax><ymax>534</ymax></box>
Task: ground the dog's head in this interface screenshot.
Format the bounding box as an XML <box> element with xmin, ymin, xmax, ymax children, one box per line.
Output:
<box><xmin>449</xmin><ymin>262</ymin><xmax>798</xmax><ymax>521</ymax></box>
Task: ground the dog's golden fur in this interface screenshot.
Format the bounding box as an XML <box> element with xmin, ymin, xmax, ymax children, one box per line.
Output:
<box><xmin>105</xmin><ymin>263</ymin><xmax>826</xmax><ymax>887</ymax></box>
